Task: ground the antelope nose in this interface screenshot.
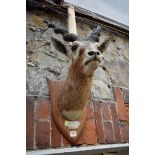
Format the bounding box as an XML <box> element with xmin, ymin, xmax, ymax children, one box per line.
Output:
<box><xmin>88</xmin><ymin>51</ymin><xmax>100</xmax><ymax>56</ymax></box>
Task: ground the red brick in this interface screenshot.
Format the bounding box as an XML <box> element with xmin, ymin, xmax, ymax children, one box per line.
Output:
<box><xmin>110</xmin><ymin>103</ymin><xmax>118</xmax><ymax>121</ymax></box>
<box><xmin>85</xmin><ymin>119</ymin><xmax>97</xmax><ymax>145</ymax></box>
<box><xmin>102</xmin><ymin>102</ymin><xmax>111</xmax><ymax>121</ymax></box>
<box><xmin>122</xmin><ymin>88</ymin><xmax>129</xmax><ymax>104</ymax></box>
<box><xmin>104</xmin><ymin>121</ymin><xmax>115</xmax><ymax>144</ymax></box>
<box><xmin>93</xmin><ymin>101</ymin><xmax>104</xmax><ymax>144</ymax></box>
<box><xmin>114</xmin><ymin>87</ymin><xmax>127</xmax><ymax>121</ymax></box>
<box><xmin>86</xmin><ymin>98</ymin><xmax>94</xmax><ymax>119</ymax></box>
<box><xmin>125</xmin><ymin>105</ymin><xmax>129</xmax><ymax>123</ymax></box>
<box><xmin>51</xmin><ymin>115</ymin><xmax>61</xmax><ymax>147</ymax></box>
<box><xmin>26</xmin><ymin>96</ymin><xmax>35</xmax><ymax>149</ymax></box>
<box><xmin>93</xmin><ymin>101</ymin><xmax>101</xmax><ymax>121</ymax></box>
<box><xmin>96</xmin><ymin>123</ymin><xmax>105</xmax><ymax>144</ymax></box>
<box><xmin>35</xmin><ymin>97</ymin><xmax>50</xmax><ymax>120</ymax></box>
<box><xmin>110</xmin><ymin>103</ymin><xmax>122</xmax><ymax>143</ymax></box>
<box><xmin>113</xmin><ymin>121</ymin><xmax>122</xmax><ymax>143</ymax></box>
<box><xmin>36</xmin><ymin>121</ymin><xmax>50</xmax><ymax>149</ymax></box>
<box><xmin>120</xmin><ymin>123</ymin><xmax>129</xmax><ymax>143</ymax></box>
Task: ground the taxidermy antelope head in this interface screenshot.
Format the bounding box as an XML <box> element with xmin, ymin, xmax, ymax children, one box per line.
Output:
<box><xmin>48</xmin><ymin>22</ymin><xmax>110</xmax><ymax>121</ymax></box>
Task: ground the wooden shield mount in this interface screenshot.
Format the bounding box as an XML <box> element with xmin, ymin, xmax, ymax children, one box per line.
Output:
<box><xmin>48</xmin><ymin>79</ymin><xmax>86</xmax><ymax>144</ymax></box>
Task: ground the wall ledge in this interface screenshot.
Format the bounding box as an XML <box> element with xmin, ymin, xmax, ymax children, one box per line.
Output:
<box><xmin>27</xmin><ymin>143</ymin><xmax>129</xmax><ymax>155</ymax></box>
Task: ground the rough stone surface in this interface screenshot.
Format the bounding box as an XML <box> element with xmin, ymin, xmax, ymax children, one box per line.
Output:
<box><xmin>26</xmin><ymin>67</ymin><xmax>55</xmax><ymax>96</ymax></box>
<box><xmin>92</xmin><ymin>80</ymin><xmax>113</xmax><ymax>101</ymax></box>
<box><xmin>101</xmin><ymin>38</ymin><xmax>129</xmax><ymax>88</ymax></box>
<box><xmin>94</xmin><ymin>67</ymin><xmax>112</xmax><ymax>85</ymax></box>
<box><xmin>26</xmin><ymin>10</ymin><xmax>129</xmax><ymax>101</ymax></box>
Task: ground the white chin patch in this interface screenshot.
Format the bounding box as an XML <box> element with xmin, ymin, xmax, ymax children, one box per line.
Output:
<box><xmin>84</xmin><ymin>61</ymin><xmax>100</xmax><ymax>75</ymax></box>
<box><xmin>89</xmin><ymin>61</ymin><xmax>99</xmax><ymax>68</ymax></box>
<box><xmin>87</xmin><ymin>60</ymin><xmax>100</xmax><ymax>65</ymax></box>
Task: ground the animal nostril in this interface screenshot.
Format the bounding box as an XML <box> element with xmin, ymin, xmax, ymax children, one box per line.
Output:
<box><xmin>88</xmin><ymin>51</ymin><xmax>95</xmax><ymax>56</ymax></box>
<box><xmin>96</xmin><ymin>51</ymin><xmax>100</xmax><ymax>55</ymax></box>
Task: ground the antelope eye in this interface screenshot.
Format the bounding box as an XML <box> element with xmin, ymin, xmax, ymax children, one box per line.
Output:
<box><xmin>71</xmin><ymin>45</ymin><xmax>78</xmax><ymax>51</ymax></box>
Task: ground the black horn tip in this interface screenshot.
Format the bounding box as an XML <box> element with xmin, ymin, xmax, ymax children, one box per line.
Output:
<box><xmin>87</xmin><ymin>25</ymin><xmax>102</xmax><ymax>42</ymax></box>
<box><xmin>63</xmin><ymin>33</ymin><xmax>80</xmax><ymax>42</ymax></box>
<box><xmin>54</xmin><ymin>28</ymin><xmax>68</xmax><ymax>34</ymax></box>
<box><xmin>92</xmin><ymin>31</ymin><xmax>101</xmax><ymax>37</ymax></box>
<box><xmin>47</xmin><ymin>22</ymin><xmax>57</xmax><ymax>28</ymax></box>
<box><xmin>87</xmin><ymin>35</ymin><xmax>100</xmax><ymax>42</ymax></box>
<box><xmin>93</xmin><ymin>26</ymin><xmax>102</xmax><ymax>35</ymax></box>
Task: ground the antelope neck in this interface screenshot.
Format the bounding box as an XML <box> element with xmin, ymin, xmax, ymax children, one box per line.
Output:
<box><xmin>58</xmin><ymin>67</ymin><xmax>93</xmax><ymax>112</ymax></box>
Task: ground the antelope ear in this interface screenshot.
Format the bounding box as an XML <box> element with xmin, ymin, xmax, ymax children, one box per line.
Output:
<box><xmin>98</xmin><ymin>38</ymin><xmax>110</xmax><ymax>53</ymax></box>
<box><xmin>51</xmin><ymin>36</ymin><xmax>71</xmax><ymax>57</ymax></box>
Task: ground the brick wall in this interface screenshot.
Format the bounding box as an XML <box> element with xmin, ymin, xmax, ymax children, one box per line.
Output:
<box><xmin>26</xmin><ymin>81</ymin><xmax>129</xmax><ymax>150</ymax></box>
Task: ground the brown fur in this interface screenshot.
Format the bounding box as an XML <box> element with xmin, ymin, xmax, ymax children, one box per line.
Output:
<box><xmin>58</xmin><ymin>48</ymin><xmax>93</xmax><ymax>112</ymax></box>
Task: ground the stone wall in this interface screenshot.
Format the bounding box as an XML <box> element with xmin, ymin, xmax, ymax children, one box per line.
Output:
<box><xmin>26</xmin><ymin>10</ymin><xmax>129</xmax><ymax>102</ymax></box>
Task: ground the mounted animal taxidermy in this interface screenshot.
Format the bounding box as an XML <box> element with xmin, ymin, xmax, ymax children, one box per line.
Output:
<box><xmin>47</xmin><ymin>21</ymin><xmax>110</xmax><ymax>143</ymax></box>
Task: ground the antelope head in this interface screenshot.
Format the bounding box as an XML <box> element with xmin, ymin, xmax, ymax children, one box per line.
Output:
<box><xmin>48</xmin><ymin>22</ymin><xmax>110</xmax><ymax>77</ymax></box>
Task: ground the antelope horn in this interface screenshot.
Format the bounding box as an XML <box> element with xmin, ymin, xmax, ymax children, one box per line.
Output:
<box><xmin>63</xmin><ymin>33</ymin><xmax>80</xmax><ymax>42</ymax></box>
<box><xmin>87</xmin><ymin>25</ymin><xmax>102</xmax><ymax>42</ymax></box>
<box><xmin>46</xmin><ymin>21</ymin><xmax>80</xmax><ymax>42</ymax></box>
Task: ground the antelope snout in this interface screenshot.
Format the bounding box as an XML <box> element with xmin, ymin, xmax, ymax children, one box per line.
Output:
<box><xmin>88</xmin><ymin>51</ymin><xmax>101</xmax><ymax>56</ymax></box>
